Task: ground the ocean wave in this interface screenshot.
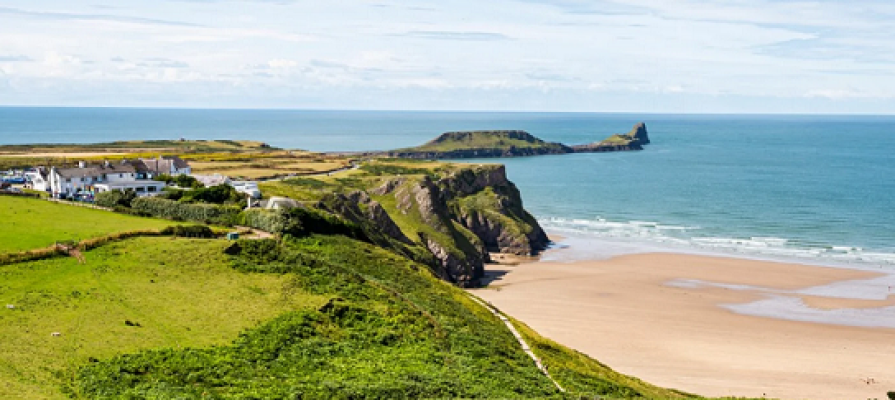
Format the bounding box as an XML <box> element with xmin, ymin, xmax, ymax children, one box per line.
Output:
<box><xmin>540</xmin><ymin>217</ymin><xmax>895</xmax><ymax>266</ymax></box>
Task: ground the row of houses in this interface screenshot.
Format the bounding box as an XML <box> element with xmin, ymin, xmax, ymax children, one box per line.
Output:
<box><xmin>27</xmin><ymin>156</ymin><xmax>191</xmax><ymax>199</ymax></box>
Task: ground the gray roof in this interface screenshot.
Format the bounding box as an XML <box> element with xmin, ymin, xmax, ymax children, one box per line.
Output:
<box><xmin>166</xmin><ymin>156</ymin><xmax>189</xmax><ymax>169</ymax></box>
<box><xmin>55</xmin><ymin>164</ymin><xmax>136</xmax><ymax>179</ymax></box>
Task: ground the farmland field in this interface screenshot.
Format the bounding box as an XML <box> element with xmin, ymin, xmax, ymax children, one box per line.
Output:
<box><xmin>0</xmin><ymin>196</ymin><xmax>172</xmax><ymax>253</ymax></box>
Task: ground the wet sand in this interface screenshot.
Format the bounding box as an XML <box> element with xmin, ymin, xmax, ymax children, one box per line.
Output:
<box><xmin>472</xmin><ymin>252</ymin><xmax>895</xmax><ymax>400</ymax></box>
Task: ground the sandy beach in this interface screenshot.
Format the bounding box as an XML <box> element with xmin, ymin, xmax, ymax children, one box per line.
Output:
<box><xmin>474</xmin><ymin>250</ymin><xmax>895</xmax><ymax>400</ymax></box>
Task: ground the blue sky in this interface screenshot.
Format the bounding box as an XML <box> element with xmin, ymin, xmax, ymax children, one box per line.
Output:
<box><xmin>0</xmin><ymin>0</ymin><xmax>894</xmax><ymax>113</ymax></box>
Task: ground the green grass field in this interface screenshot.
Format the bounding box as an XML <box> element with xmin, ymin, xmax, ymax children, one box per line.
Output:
<box><xmin>0</xmin><ymin>237</ymin><xmax>326</xmax><ymax>400</ymax></box>
<box><xmin>0</xmin><ymin>196</ymin><xmax>172</xmax><ymax>253</ymax></box>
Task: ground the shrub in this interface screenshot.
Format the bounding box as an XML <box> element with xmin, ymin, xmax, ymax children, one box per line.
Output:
<box><xmin>161</xmin><ymin>225</ymin><xmax>215</xmax><ymax>238</ymax></box>
<box><xmin>0</xmin><ymin>246</ymin><xmax>67</xmax><ymax>266</ymax></box>
<box><xmin>289</xmin><ymin>207</ymin><xmax>365</xmax><ymax>239</ymax></box>
<box><xmin>180</xmin><ymin>184</ymin><xmax>242</xmax><ymax>205</ymax></box>
<box><xmin>157</xmin><ymin>187</ymin><xmax>184</xmax><ymax>201</ymax></box>
<box><xmin>157</xmin><ymin>174</ymin><xmax>203</xmax><ymax>189</ymax></box>
<box><xmin>131</xmin><ymin>197</ymin><xmax>240</xmax><ymax>226</ymax></box>
<box><xmin>95</xmin><ymin>190</ymin><xmax>137</xmax><ymax>208</ymax></box>
<box><xmin>238</xmin><ymin>208</ymin><xmax>299</xmax><ymax>235</ymax></box>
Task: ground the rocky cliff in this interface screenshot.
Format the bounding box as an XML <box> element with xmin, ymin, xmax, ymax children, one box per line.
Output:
<box><xmin>570</xmin><ymin>123</ymin><xmax>651</xmax><ymax>153</ymax></box>
<box><xmin>309</xmin><ymin>163</ymin><xmax>549</xmax><ymax>287</ymax></box>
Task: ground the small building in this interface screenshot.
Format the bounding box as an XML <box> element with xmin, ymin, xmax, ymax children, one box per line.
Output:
<box><xmin>231</xmin><ymin>181</ymin><xmax>262</xmax><ymax>199</ymax></box>
<box><xmin>192</xmin><ymin>174</ymin><xmax>231</xmax><ymax>188</ymax></box>
<box><xmin>263</xmin><ymin>196</ymin><xmax>301</xmax><ymax>210</ymax></box>
<box><xmin>24</xmin><ymin>170</ymin><xmax>49</xmax><ymax>192</ymax></box>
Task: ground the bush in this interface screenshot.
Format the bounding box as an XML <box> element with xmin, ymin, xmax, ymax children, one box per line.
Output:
<box><xmin>157</xmin><ymin>174</ymin><xmax>203</xmax><ymax>189</ymax></box>
<box><xmin>289</xmin><ymin>207</ymin><xmax>365</xmax><ymax>239</ymax></box>
<box><xmin>157</xmin><ymin>187</ymin><xmax>185</xmax><ymax>201</ymax></box>
<box><xmin>95</xmin><ymin>190</ymin><xmax>137</xmax><ymax>208</ymax></box>
<box><xmin>161</xmin><ymin>225</ymin><xmax>215</xmax><ymax>238</ymax></box>
<box><xmin>238</xmin><ymin>208</ymin><xmax>299</xmax><ymax>234</ymax></box>
<box><xmin>131</xmin><ymin>197</ymin><xmax>240</xmax><ymax>226</ymax></box>
<box><xmin>180</xmin><ymin>184</ymin><xmax>243</xmax><ymax>205</ymax></box>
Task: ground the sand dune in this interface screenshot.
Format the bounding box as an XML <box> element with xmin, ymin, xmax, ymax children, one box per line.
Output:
<box><xmin>473</xmin><ymin>252</ymin><xmax>895</xmax><ymax>400</ymax></box>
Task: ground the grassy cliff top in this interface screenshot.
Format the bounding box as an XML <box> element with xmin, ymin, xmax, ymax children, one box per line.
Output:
<box><xmin>397</xmin><ymin>130</ymin><xmax>568</xmax><ymax>153</ymax></box>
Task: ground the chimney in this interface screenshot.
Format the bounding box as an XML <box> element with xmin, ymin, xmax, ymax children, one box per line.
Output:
<box><xmin>78</xmin><ymin>161</ymin><xmax>86</xmax><ymax>168</ymax></box>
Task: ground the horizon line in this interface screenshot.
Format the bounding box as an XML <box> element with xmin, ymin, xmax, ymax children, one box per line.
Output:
<box><xmin>1</xmin><ymin>105</ymin><xmax>894</xmax><ymax>117</ymax></box>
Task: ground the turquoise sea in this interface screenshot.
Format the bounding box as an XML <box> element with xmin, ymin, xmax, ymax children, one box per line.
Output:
<box><xmin>2</xmin><ymin>108</ymin><xmax>893</xmax><ymax>267</ymax></box>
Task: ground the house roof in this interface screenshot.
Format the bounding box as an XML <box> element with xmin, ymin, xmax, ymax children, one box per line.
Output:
<box><xmin>166</xmin><ymin>156</ymin><xmax>189</xmax><ymax>169</ymax></box>
<box><xmin>55</xmin><ymin>164</ymin><xmax>136</xmax><ymax>179</ymax></box>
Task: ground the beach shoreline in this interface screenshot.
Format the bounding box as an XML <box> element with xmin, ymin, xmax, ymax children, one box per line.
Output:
<box><xmin>473</xmin><ymin>237</ymin><xmax>895</xmax><ymax>400</ymax></box>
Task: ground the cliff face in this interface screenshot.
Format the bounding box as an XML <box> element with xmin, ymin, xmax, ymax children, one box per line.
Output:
<box><xmin>318</xmin><ymin>164</ymin><xmax>548</xmax><ymax>287</ymax></box>
<box><xmin>439</xmin><ymin>165</ymin><xmax>549</xmax><ymax>255</ymax></box>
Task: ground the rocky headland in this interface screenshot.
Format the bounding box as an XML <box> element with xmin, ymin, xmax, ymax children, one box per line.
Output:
<box><xmin>384</xmin><ymin>122</ymin><xmax>650</xmax><ymax>159</ymax></box>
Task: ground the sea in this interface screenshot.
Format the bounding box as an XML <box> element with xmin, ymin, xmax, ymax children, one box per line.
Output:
<box><xmin>2</xmin><ymin>107</ymin><xmax>894</xmax><ymax>268</ymax></box>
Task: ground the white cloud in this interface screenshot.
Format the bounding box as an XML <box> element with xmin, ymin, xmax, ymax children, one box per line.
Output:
<box><xmin>0</xmin><ymin>0</ymin><xmax>892</xmax><ymax>112</ymax></box>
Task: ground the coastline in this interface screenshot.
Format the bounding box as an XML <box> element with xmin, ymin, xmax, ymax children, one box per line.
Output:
<box><xmin>474</xmin><ymin>235</ymin><xmax>895</xmax><ymax>400</ymax></box>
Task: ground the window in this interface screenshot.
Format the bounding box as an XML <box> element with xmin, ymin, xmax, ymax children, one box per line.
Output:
<box><xmin>136</xmin><ymin>187</ymin><xmax>145</xmax><ymax>193</ymax></box>
<box><xmin>148</xmin><ymin>186</ymin><xmax>157</xmax><ymax>192</ymax></box>
<box><xmin>119</xmin><ymin>173</ymin><xmax>123</xmax><ymax>178</ymax></box>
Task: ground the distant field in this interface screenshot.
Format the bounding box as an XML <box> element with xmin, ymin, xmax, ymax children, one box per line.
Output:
<box><xmin>0</xmin><ymin>196</ymin><xmax>172</xmax><ymax>253</ymax></box>
<box><xmin>0</xmin><ymin>237</ymin><xmax>324</xmax><ymax>400</ymax></box>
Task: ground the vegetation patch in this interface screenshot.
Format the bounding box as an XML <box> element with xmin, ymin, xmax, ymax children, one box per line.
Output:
<box><xmin>68</xmin><ymin>236</ymin><xmax>561</xmax><ymax>399</ymax></box>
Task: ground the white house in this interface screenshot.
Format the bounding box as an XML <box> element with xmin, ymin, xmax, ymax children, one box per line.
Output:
<box><xmin>48</xmin><ymin>161</ymin><xmax>166</xmax><ymax>198</ymax></box>
<box><xmin>24</xmin><ymin>170</ymin><xmax>49</xmax><ymax>192</ymax></box>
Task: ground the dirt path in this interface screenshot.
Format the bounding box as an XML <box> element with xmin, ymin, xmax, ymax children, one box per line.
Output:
<box><xmin>466</xmin><ymin>294</ymin><xmax>565</xmax><ymax>393</ymax></box>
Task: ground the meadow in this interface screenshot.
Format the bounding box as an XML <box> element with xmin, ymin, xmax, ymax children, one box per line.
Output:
<box><xmin>0</xmin><ymin>196</ymin><xmax>172</xmax><ymax>253</ymax></box>
<box><xmin>0</xmin><ymin>237</ymin><xmax>326</xmax><ymax>400</ymax></box>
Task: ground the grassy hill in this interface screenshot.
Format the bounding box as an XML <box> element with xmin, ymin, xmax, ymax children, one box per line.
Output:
<box><xmin>0</xmin><ymin>237</ymin><xmax>326</xmax><ymax>400</ymax></box>
<box><xmin>403</xmin><ymin>130</ymin><xmax>570</xmax><ymax>153</ymax></box>
<box><xmin>384</xmin><ymin>131</ymin><xmax>571</xmax><ymax>159</ymax></box>
<box><xmin>0</xmin><ymin>196</ymin><xmax>171</xmax><ymax>254</ymax></box>
<box><xmin>0</xmin><ymin>233</ymin><xmax>701</xmax><ymax>399</ymax></box>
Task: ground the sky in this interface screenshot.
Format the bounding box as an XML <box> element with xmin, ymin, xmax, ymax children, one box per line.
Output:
<box><xmin>0</xmin><ymin>0</ymin><xmax>894</xmax><ymax>113</ymax></box>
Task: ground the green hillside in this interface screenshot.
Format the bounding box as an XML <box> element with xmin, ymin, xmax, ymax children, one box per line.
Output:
<box><xmin>36</xmin><ymin>235</ymin><xmax>696</xmax><ymax>399</ymax></box>
<box><xmin>0</xmin><ymin>237</ymin><xmax>325</xmax><ymax>400</ymax></box>
<box><xmin>0</xmin><ymin>196</ymin><xmax>171</xmax><ymax>254</ymax></box>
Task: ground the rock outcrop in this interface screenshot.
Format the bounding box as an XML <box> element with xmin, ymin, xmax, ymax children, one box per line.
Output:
<box><xmin>629</xmin><ymin>122</ymin><xmax>650</xmax><ymax>145</ymax></box>
<box><xmin>318</xmin><ymin>191</ymin><xmax>412</xmax><ymax>245</ymax></box>
<box><xmin>440</xmin><ymin>165</ymin><xmax>549</xmax><ymax>255</ymax></box>
<box><xmin>320</xmin><ymin>165</ymin><xmax>547</xmax><ymax>287</ymax></box>
<box><xmin>570</xmin><ymin>123</ymin><xmax>651</xmax><ymax>153</ymax></box>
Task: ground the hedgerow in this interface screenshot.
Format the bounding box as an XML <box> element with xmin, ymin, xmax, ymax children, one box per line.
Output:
<box><xmin>131</xmin><ymin>197</ymin><xmax>240</xmax><ymax>225</ymax></box>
